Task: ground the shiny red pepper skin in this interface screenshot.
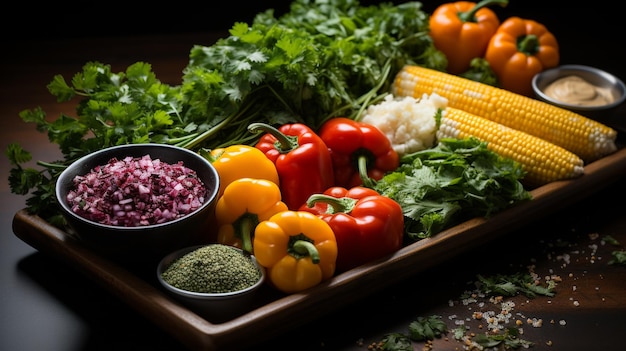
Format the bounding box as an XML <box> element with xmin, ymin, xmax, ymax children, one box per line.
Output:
<box><xmin>300</xmin><ymin>186</ymin><xmax>404</xmax><ymax>273</ymax></box>
<box><xmin>251</xmin><ymin>122</ymin><xmax>334</xmax><ymax>210</ymax></box>
<box><xmin>318</xmin><ymin>117</ymin><xmax>399</xmax><ymax>188</ymax></box>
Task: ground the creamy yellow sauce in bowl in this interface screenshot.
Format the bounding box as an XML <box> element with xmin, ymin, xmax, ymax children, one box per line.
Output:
<box><xmin>532</xmin><ymin>65</ymin><xmax>626</xmax><ymax>120</ymax></box>
<box><xmin>543</xmin><ymin>75</ymin><xmax>615</xmax><ymax>107</ymax></box>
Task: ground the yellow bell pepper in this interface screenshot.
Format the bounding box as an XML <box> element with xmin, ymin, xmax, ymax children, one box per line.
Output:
<box><xmin>205</xmin><ymin>145</ymin><xmax>280</xmax><ymax>197</ymax></box>
<box><xmin>215</xmin><ymin>178</ymin><xmax>288</xmax><ymax>254</ymax></box>
<box><xmin>253</xmin><ymin>210</ymin><xmax>338</xmax><ymax>294</ymax></box>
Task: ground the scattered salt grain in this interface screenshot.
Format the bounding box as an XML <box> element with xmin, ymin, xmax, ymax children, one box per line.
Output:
<box><xmin>527</xmin><ymin>318</ymin><xmax>543</xmax><ymax>327</ymax></box>
<box><xmin>556</xmin><ymin>253</ymin><xmax>571</xmax><ymax>265</ymax></box>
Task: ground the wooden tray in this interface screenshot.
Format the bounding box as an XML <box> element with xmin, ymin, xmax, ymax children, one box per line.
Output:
<box><xmin>12</xmin><ymin>146</ymin><xmax>626</xmax><ymax>351</ymax></box>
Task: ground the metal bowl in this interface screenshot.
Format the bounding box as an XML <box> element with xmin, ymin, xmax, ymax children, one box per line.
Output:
<box><xmin>157</xmin><ymin>244</ymin><xmax>266</xmax><ymax>322</ymax></box>
<box><xmin>532</xmin><ymin>65</ymin><xmax>626</xmax><ymax>122</ymax></box>
<box><xmin>55</xmin><ymin>143</ymin><xmax>220</xmax><ymax>260</ymax></box>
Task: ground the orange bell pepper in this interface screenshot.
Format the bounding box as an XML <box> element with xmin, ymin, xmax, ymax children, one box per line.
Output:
<box><xmin>215</xmin><ymin>178</ymin><xmax>288</xmax><ymax>254</ymax></box>
<box><xmin>253</xmin><ymin>210</ymin><xmax>338</xmax><ymax>294</ymax></box>
<box><xmin>485</xmin><ymin>16</ymin><xmax>560</xmax><ymax>97</ymax></box>
<box><xmin>429</xmin><ymin>0</ymin><xmax>508</xmax><ymax>75</ymax></box>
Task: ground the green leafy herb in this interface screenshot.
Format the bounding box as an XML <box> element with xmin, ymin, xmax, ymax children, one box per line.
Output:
<box><xmin>451</xmin><ymin>327</ymin><xmax>466</xmax><ymax>340</ymax></box>
<box><xmin>601</xmin><ymin>235</ymin><xmax>626</xmax><ymax>265</ymax></box>
<box><xmin>371</xmin><ymin>264</ymin><xmax>548</xmax><ymax>350</ymax></box>
<box><xmin>459</xmin><ymin>57</ymin><xmax>499</xmax><ymax>86</ymax></box>
<box><xmin>370</xmin><ymin>315</ymin><xmax>448</xmax><ymax>351</ymax></box>
<box><xmin>374</xmin><ymin>137</ymin><xmax>532</xmax><ymax>240</ymax></box>
<box><xmin>7</xmin><ymin>0</ymin><xmax>447</xmax><ymax>223</ymax></box>
<box><xmin>603</xmin><ymin>235</ymin><xmax>620</xmax><ymax>246</ymax></box>
<box><xmin>476</xmin><ymin>272</ymin><xmax>556</xmax><ymax>298</ymax></box>
<box><xmin>407</xmin><ymin>315</ymin><xmax>448</xmax><ymax>341</ymax></box>
<box><xmin>471</xmin><ymin>327</ymin><xmax>534</xmax><ymax>349</ymax></box>
<box><xmin>374</xmin><ymin>333</ymin><xmax>413</xmax><ymax>351</ymax></box>
<box><xmin>609</xmin><ymin>250</ymin><xmax>626</xmax><ymax>265</ymax></box>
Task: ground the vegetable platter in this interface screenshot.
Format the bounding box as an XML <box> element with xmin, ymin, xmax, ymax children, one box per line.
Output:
<box><xmin>7</xmin><ymin>0</ymin><xmax>626</xmax><ymax>349</ymax></box>
<box><xmin>12</xmin><ymin>144</ymin><xmax>626</xmax><ymax>351</ymax></box>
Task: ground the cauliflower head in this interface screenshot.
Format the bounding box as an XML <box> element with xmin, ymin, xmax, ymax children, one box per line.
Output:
<box><xmin>361</xmin><ymin>93</ymin><xmax>447</xmax><ymax>156</ymax></box>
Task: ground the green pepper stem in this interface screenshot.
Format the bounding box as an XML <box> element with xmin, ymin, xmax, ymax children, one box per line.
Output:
<box><xmin>306</xmin><ymin>194</ymin><xmax>357</xmax><ymax>214</ymax></box>
<box><xmin>292</xmin><ymin>240</ymin><xmax>320</xmax><ymax>264</ymax></box>
<box><xmin>458</xmin><ymin>0</ymin><xmax>508</xmax><ymax>23</ymax></box>
<box><xmin>198</xmin><ymin>148</ymin><xmax>221</xmax><ymax>163</ymax></box>
<box><xmin>239</xmin><ymin>215</ymin><xmax>254</xmax><ymax>255</ymax></box>
<box><xmin>517</xmin><ymin>34</ymin><xmax>539</xmax><ymax>56</ymax></box>
<box><xmin>247</xmin><ymin>122</ymin><xmax>299</xmax><ymax>153</ymax></box>
<box><xmin>357</xmin><ymin>154</ymin><xmax>377</xmax><ymax>189</ymax></box>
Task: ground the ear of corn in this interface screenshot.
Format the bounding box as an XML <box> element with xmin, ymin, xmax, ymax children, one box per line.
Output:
<box><xmin>393</xmin><ymin>65</ymin><xmax>618</xmax><ymax>162</ymax></box>
<box><xmin>438</xmin><ymin>107</ymin><xmax>585</xmax><ymax>186</ymax></box>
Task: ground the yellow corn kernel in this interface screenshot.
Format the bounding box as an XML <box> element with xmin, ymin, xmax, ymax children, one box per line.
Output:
<box><xmin>393</xmin><ymin>65</ymin><xmax>617</xmax><ymax>162</ymax></box>
<box><xmin>438</xmin><ymin>107</ymin><xmax>584</xmax><ymax>186</ymax></box>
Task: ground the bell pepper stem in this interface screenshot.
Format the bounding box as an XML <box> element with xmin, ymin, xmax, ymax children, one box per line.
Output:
<box><xmin>239</xmin><ymin>215</ymin><xmax>254</xmax><ymax>255</ymax></box>
<box><xmin>458</xmin><ymin>0</ymin><xmax>508</xmax><ymax>23</ymax></box>
<box><xmin>248</xmin><ymin>122</ymin><xmax>299</xmax><ymax>153</ymax></box>
<box><xmin>517</xmin><ymin>34</ymin><xmax>539</xmax><ymax>56</ymax></box>
<box><xmin>306</xmin><ymin>194</ymin><xmax>358</xmax><ymax>214</ymax></box>
<box><xmin>357</xmin><ymin>154</ymin><xmax>377</xmax><ymax>188</ymax></box>
<box><xmin>292</xmin><ymin>240</ymin><xmax>320</xmax><ymax>264</ymax></box>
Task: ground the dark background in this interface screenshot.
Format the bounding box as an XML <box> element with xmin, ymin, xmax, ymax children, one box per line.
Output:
<box><xmin>2</xmin><ymin>2</ymin><xmax>625</xmax><ymax>351</ymax></box>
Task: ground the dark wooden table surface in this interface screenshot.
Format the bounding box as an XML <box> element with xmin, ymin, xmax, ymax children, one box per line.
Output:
<box><xmin>2</xmin><ymin>1</ymin><xmax>626</xmax><ymax>350</ymax></box>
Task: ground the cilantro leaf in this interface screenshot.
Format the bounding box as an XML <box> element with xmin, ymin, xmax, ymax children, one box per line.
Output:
<box><xmin>476</xmin><ymin>272</ymin><xmax>556</xmax><ymax>298</ymax></box>
<box><xmin>473</xmin><ymin>327</ymin><xmax>534</xmax><ymax>349</ymax></box>
<box><xmin>408</xmin><ymin>315</ymin><xmax>448</xmax><ymax>341</ymax></box>
<box><xmin>603</xmin><ymin>235</ymin><xmax>620</xmax><ymax>246</ymax></box>
<box><xmin>47</xmin><ymin>74</ymin><xmax>76</xmax><ymax>102</ymax></box>
<box><xmin>375</xmin><ymin>137</ymin><xmax>532</xmax><ymax>240</ymax></box>
<box><xmin>609</xmin><ymin>250</ymin><xmax>626</xmax><ymax>265</ymax></box>
<box><xmin>5</xmin><ymin>143</ymin><xmax>32</xmax><ymax>166</ymax></box>
<box><xmin>376</xmin><ymin>333</ymin><xmax>413</xmax><ymax>351</ymax></box>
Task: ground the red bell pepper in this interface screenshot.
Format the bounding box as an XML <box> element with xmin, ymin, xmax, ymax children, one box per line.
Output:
<box><xmin>318</xmin><ymin>117</ymin><xmax>399</xmax><ymax>189</ymax></box>
<box><xmin>249</xmin><ymin>122</ymin><xmax>334</xmax><ymax>210</ymax></box>
<box><xmin>300</xmin><ymin>186</ymin><xmax>404</xmax><ymax>273</ymax></box>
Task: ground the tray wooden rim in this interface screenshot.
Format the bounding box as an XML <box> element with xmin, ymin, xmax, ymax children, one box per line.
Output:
<box><xmin>12</xmin><ymin>147</ymin><xmax>626</xmax><ymax>351</ymax></box>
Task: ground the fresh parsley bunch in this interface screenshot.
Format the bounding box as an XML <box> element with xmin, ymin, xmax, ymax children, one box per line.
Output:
<box><xmin>181</xmin><ymin>0</ymin><xmax>445</xmax><ymax>145</ymax></box>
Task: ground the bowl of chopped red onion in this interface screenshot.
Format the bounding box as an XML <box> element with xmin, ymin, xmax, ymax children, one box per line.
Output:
<box><xmin>55</xmin><ymin>143</ymin><xmax>220</xmax><ymax>259</ymax></box>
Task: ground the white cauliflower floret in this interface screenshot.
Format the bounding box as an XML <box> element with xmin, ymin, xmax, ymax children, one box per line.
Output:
<box><xmin>361</xmin><ymin>93</ymin><xmax>447</xmax><ymax>156</ymax></box>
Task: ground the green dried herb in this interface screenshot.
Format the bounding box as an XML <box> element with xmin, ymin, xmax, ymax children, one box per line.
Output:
<box><xmin>161</xmin><ymin>244</ymin><xmax>261</xmax><ymax>293</ymax></box>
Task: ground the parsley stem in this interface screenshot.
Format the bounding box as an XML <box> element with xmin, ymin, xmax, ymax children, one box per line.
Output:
<box><xmin>37</xmin><ymin>161</ymin><xmax>68</xmax><ymax>170</ymax></box>
<box><xmin>322</xmin><ymin>58</ymin><xmax>393</xmax><ymax>125</ymax></box>
<box><xmin>176</xmin><ymin>93</ymin><xmax>263</xmax><ymax>150</ymax></box>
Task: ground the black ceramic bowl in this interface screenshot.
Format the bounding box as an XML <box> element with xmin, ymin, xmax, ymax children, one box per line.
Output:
<box><xmin>55</xmin><ymin>144</ymin><xmax>220</xmax><ymax>259</ymax></box>
<box><xmin>532</xmin><ymin>65</ymin><xmax>626</xmax><ymax>122</ymax></box>
<box><xmin>157</xmin><ymin>244</ymin><xmax>266</xmax><ymax>322</ymax></box>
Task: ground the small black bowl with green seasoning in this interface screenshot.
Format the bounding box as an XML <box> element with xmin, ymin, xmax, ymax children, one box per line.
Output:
<box><xmin>157</xmin><ymin>244</ymin><xmax>266</xmax><ymax>322</ymax></box>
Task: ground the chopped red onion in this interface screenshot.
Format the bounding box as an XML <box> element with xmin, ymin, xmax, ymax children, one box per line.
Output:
<box><xmin>66</xmin><ymin>154</ymin><xmax>208</xmax><ymax>227</ymax></box>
